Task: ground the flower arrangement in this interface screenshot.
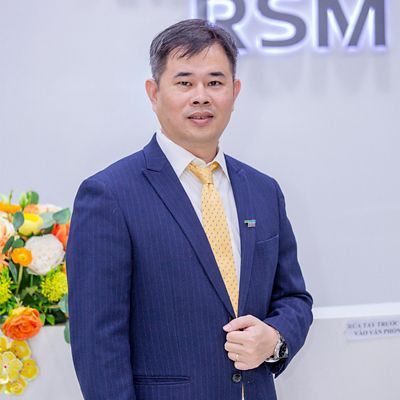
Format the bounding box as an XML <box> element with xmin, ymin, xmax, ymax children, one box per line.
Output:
<box><xmin>0</xmin><ymin>337</ymin><xmax>38</xmax><ymax>395</ymax></box>
<box><xmin>0</xmin><ymin>190</ymin><xmax>70</xmax><ymax>396</ymax></box>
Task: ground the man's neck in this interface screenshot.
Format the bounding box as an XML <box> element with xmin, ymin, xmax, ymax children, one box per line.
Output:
<box><xmin>183</xmin><ymin>143</ymin><xmax>218</xmax><ymax>164</ymax></box>
<box><xmin>160</xmin><ymin>131</ymin><xmax>219</xmax><ymax>164</ymax></box>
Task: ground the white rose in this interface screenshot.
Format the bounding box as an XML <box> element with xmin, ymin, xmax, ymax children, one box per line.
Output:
<box><xmin>25</xmin><ymin>234</ymin><xmax>65</xmax><ymax>275</ymax></box>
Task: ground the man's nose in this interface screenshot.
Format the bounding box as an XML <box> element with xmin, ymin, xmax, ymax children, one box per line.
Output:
<box><xmin>191</xmin><ymin>86</ymin><xmax>211</xmax><ymax>106</ymax></box>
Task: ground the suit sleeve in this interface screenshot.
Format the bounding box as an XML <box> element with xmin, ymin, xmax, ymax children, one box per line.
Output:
<box><xmin>66</xmin><ymin>177</ymin><xmax>135</xmax><ymax>399</ymax></box>
<box><xmin>263</xmin><ymin>179</ymin><xmax>313</xmax><ymax>377</ymax></box>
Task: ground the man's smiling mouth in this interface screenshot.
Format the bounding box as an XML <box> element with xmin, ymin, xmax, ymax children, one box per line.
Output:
<box><xmin>188</xmin><ymin>111</ymin><xmax>214</xmax><ymax>120</ymax></box>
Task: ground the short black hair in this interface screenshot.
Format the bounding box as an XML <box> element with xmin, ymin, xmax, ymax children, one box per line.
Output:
<box><xmin>149</xmin><ymin>19</ymin><xmax>238</xmax><ymax>83</ymax></box>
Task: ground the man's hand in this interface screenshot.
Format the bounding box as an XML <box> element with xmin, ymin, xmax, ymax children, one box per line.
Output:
<box><xmin>222</xmin><ymin>315</ymin><xmax>279</xmax><ymax>370</ymax></box>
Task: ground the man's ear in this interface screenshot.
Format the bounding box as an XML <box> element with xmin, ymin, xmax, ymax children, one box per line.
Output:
<box><xmin>145</xmin><ymin>79</ymin><xmax>158</xmax><ymax>111</ymax></box>
<box><xmin>233</xmin><ymin>78</ymin><xmax>241</xmax><ymax>101</ymax></box>
<box><xmin>232</xmin><ymin>78</ymin><xmax>241</xmax><ymax>111</ymax></box>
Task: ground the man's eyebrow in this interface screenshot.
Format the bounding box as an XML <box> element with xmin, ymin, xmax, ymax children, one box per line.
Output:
<box><xmin>209</xmin><ymin>71</ymin><xmax>226</xmax><ymax>77</ymax></box>
<box><xmin>173</xmin><ymin>72</ymin><xmax>192</xmax><ymax>78</ymax></box>
<box><xmin>173</xmin><ymin>71</ymin><xmax>227</xmax><ymax>78</ymax></box>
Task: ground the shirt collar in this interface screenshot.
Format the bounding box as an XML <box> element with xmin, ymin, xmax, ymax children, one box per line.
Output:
<box><xmin>156</xmin><ymin>130</ymin><xmax>230</xmax><ymax>182</ymax></box>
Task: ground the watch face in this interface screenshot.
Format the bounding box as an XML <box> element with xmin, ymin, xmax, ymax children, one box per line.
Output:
<box><xmin>279</xmin><ymin>342</ymin><xmax>288</xmax><ymax>358</ymax></box>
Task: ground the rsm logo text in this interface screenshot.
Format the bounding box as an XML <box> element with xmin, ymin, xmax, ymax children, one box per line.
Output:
<box><xmin>191</xmin><ymin>0</ymin><xmax>388</xmax><ymax>53</ymax></box>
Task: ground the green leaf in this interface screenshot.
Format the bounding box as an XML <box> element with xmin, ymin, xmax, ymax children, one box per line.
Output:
<box><xmin>19</xmin><ymin>192</ymin><xmax>28</xmax><ymax>209</ymax></box>
<box><xmin>20</xmin><ymin>286</ymin><xmax>38</xmax><ymax>298</ymax></box>
<box><xmin>12</xmin><ymin>238</ymin><xmax>24</xmax><ymax>249</ymax></box>
<box><xmin>46</xmin><ymin>314</ymin><xmax>56</xmax><ymax>325</ymax></box>
<box><xmin>40</xmin><ymin>313</ymin><xmax>46</xmax><ymax>325</ymax></box>
<box><xmin>58</xmin><ymin>294</ymin><xmax>69</xmax><ymax>315</ymax></box>
<box><xmin>13</xmin><ymin>212</ymin><xmax>24</xmax><ymax>230</ymax></box>
<box><xmin>27</xmin><ymin>191</ymin><xmax>39</xmax><ymax>205</ymax></box>
<box><xmin>2</xmin><ymin>236</ymin><xmax>14</xmax><ymax>254</ymax></box>
<box><xmin>39</xmin><ymin>212</ymin><xmax>55</xmax><ymax>229</ymax></box>
<box><xmin>22</xmin><ymin>293</ymin><xmax>35</xmax><ymax>306</ymax></box>
<box><xmin>64</xmin><ymin>321</ymin><xmax>70</xmax><ymax>344</ymax></box>
<box><xmin>51</xmin><ymin>309</ymin><xmax>67</xmax><ymax>324</ymax></box>
<box><xmin>8</xmin><ymin>261</ymin><xmax>18</xmax><ymax>282</ymax></box>
<box><xmin>53</xmin><ymin>208</ymin><xmax>71</xmax><ymax>224</ymax></box>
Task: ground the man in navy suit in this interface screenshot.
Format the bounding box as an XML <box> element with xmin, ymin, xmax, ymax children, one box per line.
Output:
<box><xmin>67</xmin><ymin>19</ymin><xmax>313</xmax><ymax>400</ymax></box>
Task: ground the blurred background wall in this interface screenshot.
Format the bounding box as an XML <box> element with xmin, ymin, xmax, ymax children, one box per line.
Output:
<box><xmin>1</xmin><ymin>0</ymin><xmax>398</xmax><ymax>307</ymax></box>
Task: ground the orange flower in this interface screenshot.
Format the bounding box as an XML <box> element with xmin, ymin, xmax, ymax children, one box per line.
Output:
<box><xmin>2</xmin><ymin>307</ymin><xmax>43</xmax><ymax>341</ymax></box>
<box><xmin>51</xmin><ymin>223</ymin><xmax>70</xmax><ymax>249</ymax></box>
<box><xmin>0</xmin><ymin>202</ymin><xmax>21</xmax><ymax>214</ymax></box>
<box><xmin>0</xmin><ymin>219</ymin><xmax>14</xmax><ymax>268</ymax></box>
<box><xmin>11</xmin><ymin>248</ymin><xmax>32</xmax><ymax>267</ymax></box>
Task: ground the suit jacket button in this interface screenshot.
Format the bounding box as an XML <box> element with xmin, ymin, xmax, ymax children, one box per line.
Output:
<box><xmin>232</xmin><ymin>373</ymin><xmax>242</xmax><ymax>383</ymax></box>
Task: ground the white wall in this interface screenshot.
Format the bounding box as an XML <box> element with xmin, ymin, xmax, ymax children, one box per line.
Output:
<box><xmin>1</xmin><ymin>0</ymin><xmax>399</xmax><ymax>307</ymax></box>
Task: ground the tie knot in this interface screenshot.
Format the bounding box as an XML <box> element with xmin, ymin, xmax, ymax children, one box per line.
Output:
<box><xmin>188</xmin><ymin>161</ymin><xmax>220</xmax><ymax>185</ymax></box>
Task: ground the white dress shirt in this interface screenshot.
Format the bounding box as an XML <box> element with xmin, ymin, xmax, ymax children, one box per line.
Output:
<box><xmin>156</xmin><ymin>131</ymin><xmax>242</xmax><ymax>284</ymax></box>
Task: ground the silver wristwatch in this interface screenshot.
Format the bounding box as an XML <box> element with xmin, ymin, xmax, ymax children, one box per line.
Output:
<box><xmin>265</xmin><ymin>332</ymin><xmax>289</xmax><ymax>363</ymax></box>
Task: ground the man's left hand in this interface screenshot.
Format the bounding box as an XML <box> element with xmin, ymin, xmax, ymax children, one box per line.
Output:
<box><xmin>222</xmin><ymin>315</ymin><xmax>279</xmax><ymax>370</ymax></box>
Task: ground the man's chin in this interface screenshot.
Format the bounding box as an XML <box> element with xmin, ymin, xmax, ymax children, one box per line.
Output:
<box><xmin>186</xmin><ymin>132</ymin><xmax>221</xmax><ymax>145</ymax></box>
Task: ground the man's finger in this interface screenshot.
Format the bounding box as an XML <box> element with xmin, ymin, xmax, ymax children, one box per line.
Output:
<box><xmin>235</xmin><ymin>362</ymin><xmax>250</xmax><ymax>371</ymax></box>
<box><xmin>224</xmin><ymin>341</ymin><xmax>243</xmax><ymax>353</ymax></box>
<box><xmin>226</xmin><ymin>330</ymin><xmax>246</xmax><ymax>344</ymax></box>
<box><xmin>227</xmin><ymin>351</ymin><xmax>239</xmax><ymax>362</ymax></box>
<box><xmin>223</xmin><ymin>314</ymin><xmax>258</xmax><ymax>332</ymax></box>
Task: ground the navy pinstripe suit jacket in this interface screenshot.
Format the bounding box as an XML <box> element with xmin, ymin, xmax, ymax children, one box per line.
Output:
<box><xmin>66</xmin><ymin>134</ymin><xmax>313</xmax><ymax>400</ymax></box>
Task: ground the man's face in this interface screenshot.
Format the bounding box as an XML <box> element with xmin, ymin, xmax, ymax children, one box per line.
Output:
<box><xmin>146</xmin><ymin>43</ymin><xmax>241</xmax><ymax>153</ymax></box>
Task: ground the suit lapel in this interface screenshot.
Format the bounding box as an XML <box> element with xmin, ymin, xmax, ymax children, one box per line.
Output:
<box><xmin>225</xmin><ymin>155</ymin><xmax>256</xmax><ymax>317</ymax></box>
<box><xmin>142</xmin><ymin>135</ymin><xmax>236</xmax><ymax>318</ymax></box>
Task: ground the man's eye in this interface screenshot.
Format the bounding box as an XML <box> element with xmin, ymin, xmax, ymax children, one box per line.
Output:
<box><xmin>178</xmin><ymin>81</ymin><xmax>191</xmax><ymax>86</ymax></box>
<box><xmin>209</xmin><ymin>81</ymin><xmax>222</xmax><ymax>86</ymax></box>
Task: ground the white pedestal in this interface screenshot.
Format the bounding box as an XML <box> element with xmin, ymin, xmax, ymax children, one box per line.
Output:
<box><xmin>6</xmin><ymin>326</ymin><xmax>83</xmax><ymax>400</ymax></box>
<box><xmin>276</xmin><ymin>303</ymin><xmax>400</xmax><ymax>400</ymax></box>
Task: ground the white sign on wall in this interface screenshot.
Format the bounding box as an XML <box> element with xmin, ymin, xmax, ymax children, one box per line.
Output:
<box><xmin>191</xmin><ymin>0</ymin><xmax>388</xmax><ymax>53</ymax></box>
<box><xmin>345</xmin><ymin>318</ymin><xmax>400</xmax><ymax>341</ymax></box>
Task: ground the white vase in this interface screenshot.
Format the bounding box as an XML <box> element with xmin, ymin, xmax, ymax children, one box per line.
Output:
<box><xmin>5</xmin><ymin>325</ymin><xmax>83</xmax><ymax>399</ymax></box>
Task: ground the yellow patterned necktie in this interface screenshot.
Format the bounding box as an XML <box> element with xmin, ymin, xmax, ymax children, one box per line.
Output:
<box><xmin>188</xmin><ymin>161</ymin><xmax>239</xmax><ymax>316</ymax></box>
